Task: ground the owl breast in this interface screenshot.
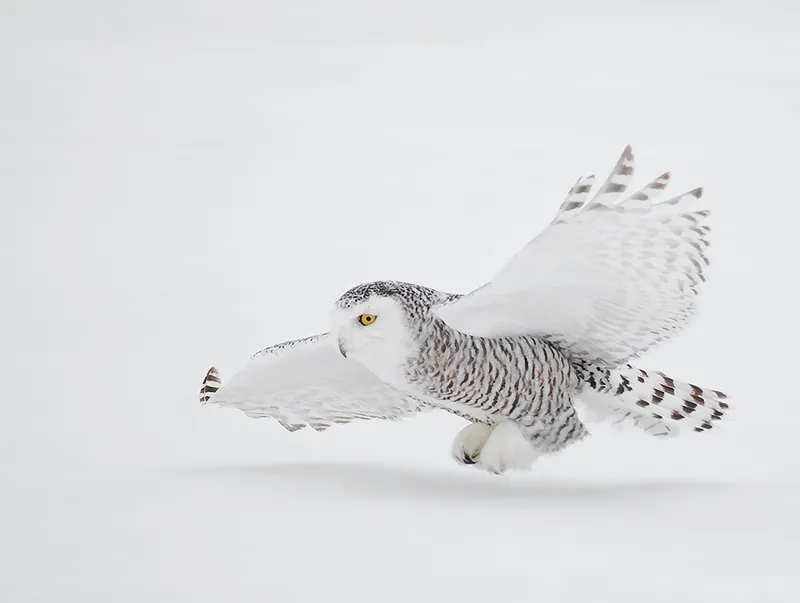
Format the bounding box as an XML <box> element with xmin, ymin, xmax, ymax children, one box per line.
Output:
<box><xmin>404</xmin><ymin>319</ymin><xmax>578</xmax><ymax>423</ymax></box>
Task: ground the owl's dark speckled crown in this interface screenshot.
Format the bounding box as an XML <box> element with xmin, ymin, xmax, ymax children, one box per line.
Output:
<box><xmin>335</xmin><ymin>280</ymin><xmax>458</xmax><ymax>316</ymax></box>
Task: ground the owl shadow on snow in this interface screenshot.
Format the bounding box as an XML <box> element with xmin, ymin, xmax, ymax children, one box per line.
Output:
<box><xmin>187</xmin><ymin>461</ymin><xmax>736</xmax><ymax>504</ymax></box>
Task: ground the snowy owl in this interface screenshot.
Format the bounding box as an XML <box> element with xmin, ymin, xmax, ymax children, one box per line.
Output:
<box><xmin>200</xmin><ymin>146</ymin><xmax>728</xmax><ymax>474</ymax></box>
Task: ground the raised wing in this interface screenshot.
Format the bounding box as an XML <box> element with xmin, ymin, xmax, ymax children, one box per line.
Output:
<box><xmin>435</xmin><ymin>146</ymin><xmax>711</xmax><ymax>366</ymax></box>
<box><xmin>200</xmin><ymin>334</ymin><xmax>428</xmax><ymax>431</ymax></box>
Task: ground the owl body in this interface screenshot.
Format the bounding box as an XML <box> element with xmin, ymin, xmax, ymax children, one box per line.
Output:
<box><xmin>343</xmin><ymin>286</ymin><xmax>590</xmax><ymax>453</ymax></box>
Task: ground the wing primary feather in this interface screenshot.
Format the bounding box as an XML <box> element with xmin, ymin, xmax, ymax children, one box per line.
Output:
<box><xmin>200</xmin><ymin>366</ymin><xmax>221</xmax><ymax>404</ymax></box>
<box><xmin>553</xmin><ymin>174</ymin><xmax>596</xmax><ymax>222</ymax></box>
<box><xmin>621</xmin><ymin>171</ymin><xmax>671</xmax><ymax>207</ymax></box>
<box><xmin>586</xmin><ymin>145</ymin><xmax>635</xmax><ymax>208</ymax></box>
<box><xmin>657</xmin><ymin>187</ymin><xmax>704</xmax><ymax>207</ymax></box>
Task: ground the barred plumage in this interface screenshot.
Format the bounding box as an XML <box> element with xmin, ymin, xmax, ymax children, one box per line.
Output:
<box><xmin>402</xmin><ymin>317</ymin><xmax>586</xmax><ymax>453</ymax></box>
<box><xmin>199</xmin><ymin>366</ymin><xmax>222</xmax><ymax>403</ymax></box>
<box><xmin>199</xmin><ymin>146</ymin><xmax>730</xmax><ymax>475</ymax></box>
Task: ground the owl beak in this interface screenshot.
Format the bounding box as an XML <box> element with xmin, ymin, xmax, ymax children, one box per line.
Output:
<box><xmin>337</xmin><ymin>337</ymin><xmax>348</xmax><ymax>358</ymax></box>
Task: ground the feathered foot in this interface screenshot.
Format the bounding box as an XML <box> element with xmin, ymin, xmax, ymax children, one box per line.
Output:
<box><xmin>451</xmin><ymin>422</ymin><xmax>494</xmax><ymax>465</ymax></box>
<box><xmin>478</xmin><ymin>421</ymin><xmax>540</xmax><ymax>475</ymax></box>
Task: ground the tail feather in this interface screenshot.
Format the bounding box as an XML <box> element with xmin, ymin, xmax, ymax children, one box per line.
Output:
<box><xmin>576</xmin><ymin>402</ymin><xmax>679</xmax><ymax>437</ymax></box>
<box><xmin>576</xmin><ymin>362</ymin><xmax>729</xmax><ymax>435</ymax></box>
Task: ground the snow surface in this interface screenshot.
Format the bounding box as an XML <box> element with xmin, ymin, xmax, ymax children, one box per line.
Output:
<box><xmin>2</xmin><ymin>2</ymin><xmax>800</xmax><ymax>601</ymax></box>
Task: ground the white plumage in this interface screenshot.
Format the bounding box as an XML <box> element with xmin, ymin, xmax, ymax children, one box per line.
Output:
<box><xmin>200</xmin><ymin>334</ymin><xmax>427</xmax><ymax>432</ymax></box>
<box><xmin>200</xmin><ymin>146</ymin><xmax>728</xmax><ymax>474</ymax></box>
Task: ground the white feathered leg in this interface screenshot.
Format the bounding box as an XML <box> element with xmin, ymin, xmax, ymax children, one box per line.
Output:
<box><xmin>451</xmin><ymin>422</ymin><xmax>494</xmax><ymax>465</ymax></box>
<box><xmin>477</xmin><ymin>420</ymin><xmax>540</xmax><ymax>475</ymax></box>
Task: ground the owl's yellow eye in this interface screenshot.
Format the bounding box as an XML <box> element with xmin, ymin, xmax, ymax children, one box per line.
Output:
<box><xmin>358</xmin><ymin>313</ymin><xmax>377</xmax><ymax>326</ymax></box>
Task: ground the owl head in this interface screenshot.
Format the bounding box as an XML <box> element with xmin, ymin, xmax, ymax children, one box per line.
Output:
<box><xmin>330</xmin><ymin>280</ymin><xmax>444</xmax><ymax>385</ymax></box>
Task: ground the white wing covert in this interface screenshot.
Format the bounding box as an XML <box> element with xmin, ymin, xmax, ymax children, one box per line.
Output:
<box><xmin>435</xmin><ymin>146</ymin><xmax>711</xmax><ymax>366</ymax></box>
<box><xmin>199</xmin><ymin>334</ymin><xmax>428</xmax><ymax>431</ymax></box>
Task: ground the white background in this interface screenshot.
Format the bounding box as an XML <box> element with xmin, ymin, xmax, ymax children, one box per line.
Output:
<box><xmin>2</xmin><ymin>2</ymin><xmax>799</xmax><ymax>601</ymax></box>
